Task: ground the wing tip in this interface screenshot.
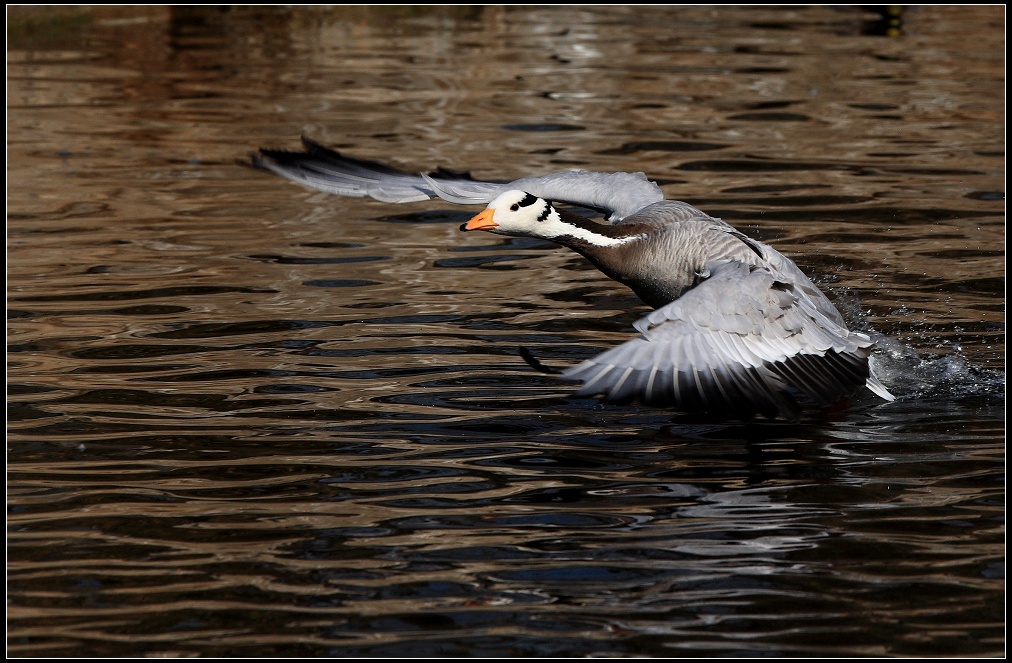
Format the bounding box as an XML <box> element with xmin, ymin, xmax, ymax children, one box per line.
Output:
<box><xmin>560</xmin><ymin>360</ymin><xmax>802</xmax><ymax>421</ymax></box>
<box><xmin>865</xmin><ymin>375</ymin><xmax>896</xmax><ymax>401</ymax></box>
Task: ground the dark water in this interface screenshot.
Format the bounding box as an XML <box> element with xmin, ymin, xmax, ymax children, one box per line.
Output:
<box><xmin>6</xmin><ymin>6</ymin><xmax>1005</xmax><ymax>657</ymax></box>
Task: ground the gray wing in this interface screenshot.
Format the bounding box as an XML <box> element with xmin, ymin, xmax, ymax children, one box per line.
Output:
<box><xmin>253</xmin><ymin>137</ymin><xmax>664</xmax><ymax>222</ymax></box>
<box><xmin>561</xmin><ymin>260</ymin><xmax>887</xmax><ymax>419</ymax></box>
<box><xmin>252</xmin><ymin>136</ymin><xmax>453</xmax><ymax>203</ymax></box>
<box><xmin>424</xmin><ymin>170</ymin><xmax>663</xmax><ymax>222</ymax></box>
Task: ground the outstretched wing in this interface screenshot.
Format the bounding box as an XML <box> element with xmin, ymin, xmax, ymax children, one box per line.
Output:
<box><xmin>561</xmin><ymin>260</ymin><xmax>884</xmax><ymax>419</ymax></box>
<box><xmin>252</xmin><ymin>137</ymin><xmax>664</xmax><ymax>222</ymax></box>
<box><xmin>424</xmin><ymin>169</ymin><xmax>664</xmax><ymax>222</ymax></box>
<box><xmin>252</xmin><ymin>136</ymin><xmax>453</xmax><ymax>203</ymax></box>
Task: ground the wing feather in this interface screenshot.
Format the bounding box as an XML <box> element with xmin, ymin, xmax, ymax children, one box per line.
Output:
<box><xmin>254</xmin><ymin>137</ymin><xmax>664</xmax><ymax>221</ymax></box>
<box><xmin>561</xmin><ymin>260</ymin><xmax>882</xmax><ymax>419</ymax></box>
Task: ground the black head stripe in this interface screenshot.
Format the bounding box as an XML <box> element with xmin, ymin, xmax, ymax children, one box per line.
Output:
<box><xmin>536</xmin><ymin>201</ymin><xmax>554</xmax><ymax>223</ymax></box>
<box><xmin>517</xmin><ymin>193</ymin><xmax>539</xmax><ymax>208</ymax></box>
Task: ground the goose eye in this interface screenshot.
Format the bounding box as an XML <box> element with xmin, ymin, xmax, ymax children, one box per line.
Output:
<box><xmin>510</xmin><ymin>204</ymin><xmax>519</xmax><ymax>212</ymax></box>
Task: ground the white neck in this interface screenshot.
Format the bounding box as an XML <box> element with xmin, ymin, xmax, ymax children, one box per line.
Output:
<box><xmin>542</xmin><ymin>209</ymin><xmax>643</xmax><ymax>247</ymax></box>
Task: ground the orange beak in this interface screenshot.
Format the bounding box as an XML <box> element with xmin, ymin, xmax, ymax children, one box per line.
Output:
<box><xmin>461</xmin><ymin>208</ymin><xmax>498</xmax><ymax>232</ymax></box>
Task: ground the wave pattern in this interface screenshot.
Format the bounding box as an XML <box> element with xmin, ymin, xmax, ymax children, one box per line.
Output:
<box><xmin>7</xmin><ymin>4</ymin><xmax>1004</xmax><ymax>658</ymax></box>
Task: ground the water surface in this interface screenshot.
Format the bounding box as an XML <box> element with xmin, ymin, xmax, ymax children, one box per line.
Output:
<box><xmin>7</xmin><ymin>5</ymin><xmax>1005</xmax><ymax>657</ymax></box>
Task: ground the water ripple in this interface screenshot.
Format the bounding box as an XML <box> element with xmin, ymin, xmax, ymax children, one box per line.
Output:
<box><xmin>6</xmin><ymin>4</ymin><xmax>1003</xmax><ymax>658</ymax></box>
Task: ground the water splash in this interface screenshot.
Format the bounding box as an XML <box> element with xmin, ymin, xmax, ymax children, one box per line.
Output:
<box><xmin>829</xmin><ymin>287</ymin><xmax>1004</xmax><ymax>403</ymax></box>
<box><xmin>870</xmin><ymin>335</ymin><xmax>1005</xmax><ymax>401</ymax></box>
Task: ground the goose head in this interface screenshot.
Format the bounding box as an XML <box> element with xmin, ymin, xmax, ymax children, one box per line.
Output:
<box><xmin>461</xmin><ymin>188</ymin><xmax>649</xmax><ymax>255</ymax></box>
<box><xmin>460</xmin><ymin>190</ymin><xmax>564</xmax><ymax>239</ymax></box>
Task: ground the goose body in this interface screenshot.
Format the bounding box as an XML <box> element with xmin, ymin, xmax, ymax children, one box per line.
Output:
<box><xmin>253</xmin><ymin>137</ymin><xmax>894</xmax><ymax>419</ymax></box>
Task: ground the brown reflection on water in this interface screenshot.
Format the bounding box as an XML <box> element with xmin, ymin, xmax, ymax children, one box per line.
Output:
<box><xmin>7</xmin><ymin>4</ymin><xmax>1005</xmax><ymax>658</ymax></box>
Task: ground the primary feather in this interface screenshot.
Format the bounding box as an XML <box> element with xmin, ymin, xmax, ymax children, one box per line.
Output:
<box><xmin>254</xmin><ymin>136</ymin><xmax>662</xmax><ymax>222</ymax></box>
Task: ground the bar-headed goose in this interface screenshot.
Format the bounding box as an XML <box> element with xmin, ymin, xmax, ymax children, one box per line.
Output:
<box><xmin>253</xmin><ymin>137</ymin><xmax>894</xmax><ymax>419</ymax></box>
